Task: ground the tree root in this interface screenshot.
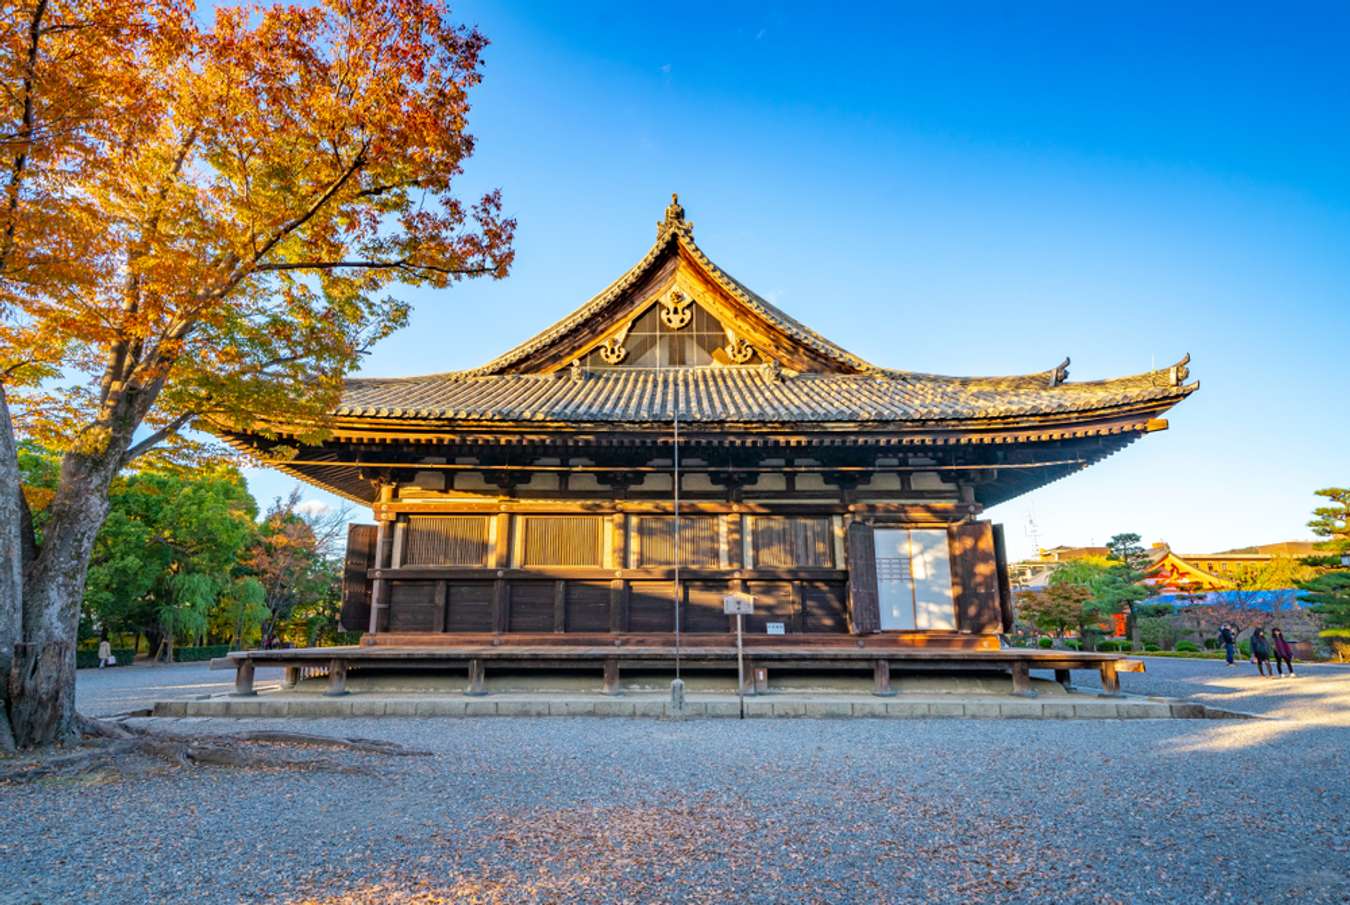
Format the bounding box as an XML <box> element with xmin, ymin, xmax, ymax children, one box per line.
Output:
<box><xmin>0</xmin><ymin>716</ymin><xmax>432</xmax><ymax>784</ymax></box>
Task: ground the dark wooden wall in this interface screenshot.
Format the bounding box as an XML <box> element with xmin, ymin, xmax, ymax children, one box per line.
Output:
<box><xmin>348</xmin><ymin>508</ymin><xmax>1008</xmax><ymax>639</ymax></box>
<box><xmin>383</xmin><ymin>577</ymin><xmax>850</xmax><ymax>636</ymax></box>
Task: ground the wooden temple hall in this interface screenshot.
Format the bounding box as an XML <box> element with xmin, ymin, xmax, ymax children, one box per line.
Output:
<box><xmin>217</xmin><ymin>196</ymin><xmax>1197</xmax><ymax>696</ymax></box>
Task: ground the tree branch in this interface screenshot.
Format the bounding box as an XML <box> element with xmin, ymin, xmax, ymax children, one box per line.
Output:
<box><xmin>0</xmin><ymin>0</ymin><xmax>48</xmax><ymax>275</ymax></box>
<box><xmin>121</xmin><ymin>410</ymin><xmax>195</xmax><ymax>465</ymax></box>
<box><xmin>256</xmin><ymin>259</ymin><xmax>493</xmax><ymax>276</ymax></box>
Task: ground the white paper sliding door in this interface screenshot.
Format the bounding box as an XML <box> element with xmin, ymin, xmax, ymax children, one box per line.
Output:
<box><xmin>909</xmin><ymin>529</ymin><xmax>957</xmax><ymax>630</ymax></box>
<box><xmin>874</xmin><ymin>529</ymin><xmax>915</xmax><ymax>630</ymax></box>
<box><xmin>872</xmin><ymin>528</ymin><xmax>956</xmax><ymax>631</ymax></box>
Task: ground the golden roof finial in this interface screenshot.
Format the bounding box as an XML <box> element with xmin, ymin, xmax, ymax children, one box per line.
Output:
<box><xmin>658</xmin><ymin>192</ymin><xmax>692</xmax><ymax>237</ymax></box>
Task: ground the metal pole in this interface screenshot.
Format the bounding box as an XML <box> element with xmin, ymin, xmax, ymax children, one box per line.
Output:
<box><xmin>673</xmin><ymin>373</ymin><xmax>681</xmax><ymax>681</ymax></box>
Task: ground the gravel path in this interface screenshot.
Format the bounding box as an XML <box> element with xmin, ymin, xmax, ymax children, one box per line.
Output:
<box><xmin>0</xmin><ymin>658</ymin><xmax>1343</xmax><ymax>904</ymax></box>
<box><xmin>74</xmin><ymin>662</ymin><xmax>282</xmax><ymax>718</ymax></box>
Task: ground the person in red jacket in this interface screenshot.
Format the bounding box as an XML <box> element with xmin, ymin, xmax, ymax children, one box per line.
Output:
<box><xmin>1271</xmin><ymin>627</ymin><xmax>1296</xmax><ymax>677</ymax></box>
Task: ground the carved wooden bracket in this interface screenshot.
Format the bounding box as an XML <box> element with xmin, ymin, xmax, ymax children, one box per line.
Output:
<box><xmin>724</xmin><ymin>331</ymin><xmax>755</xmax><ymax>364</ymax></box>
<box><xmin>659</xmin><ymin>289</ymin><xmax>693</xmax><ymax>330</ymax></box>
<box><xmin>598</xmin><ymin>337</ymin><xmax>627</xmax><ymax>364</ymax></box>
<box><xmin>597</xmin><ymin>320</ymin><xmax>632</xmax><ymax>364</ymax></box>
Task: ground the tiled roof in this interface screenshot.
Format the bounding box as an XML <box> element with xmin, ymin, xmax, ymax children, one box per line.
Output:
<box><xmin>335</xmin><ymin>364</ymin><xmax>1197</xmax><ymax>425</ymax></box>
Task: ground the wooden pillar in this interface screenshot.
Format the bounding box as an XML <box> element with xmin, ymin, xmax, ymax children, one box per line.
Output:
<box><xmin>751</xmin><ymin>664</ymin><xmax>768</xmax><ymax>695</ymax></box>
<box><xmin>1054</xmin><ymin>668</ymin><xmax>1073</xmax><ymax>691</ymax></box>
<box><xmin>611</xmin><ymin>513</ymin><xmax>627</xmax><ymax>570</ymax></box>
<box><xmin>603</xmin><ymin>658</ymin><xmax>620</xmax><ymax>695</ymax></box>
<box><xmin>233</xmin><ymin>659</ymin><xmax>256</xmax><ymax>696</ymax></box>
<box><xmin>492</xmin><ymin>512</ymin><xmax>511</xmax><ymax>635</ymax></box>
<box><xmin>368</xmin><ymin>483</ymin><xmax>396</xmax><ymax>635</ymax></box>
<box><xmin>1010</xmin><ymin>661</ymin><xmax>1036</xmax><ymax>697</ymax></box>
<box><xmin>466</xmin><ymin>658</ymin><xmax>487</xmax><ymax>696</ymax></box>
<box><xmin>1099</xmin><ymin>661</ymin><xmax>1121</xmax><ymax>696</ymax></box>
<box><xmin>873</xmin><ymin>659</ymin><xmax>896</xmax><ymax>697</ymax></box>
<box><xmin>725</xmin><ymin>512</ymin><xmax>743</xmax><ymax>569</ymax></box>
<box><xmin>433</xmin><ymin>581</ymin><xmax>447</xmax><ymax>633</ymax></box>
<box><xmin>324</xmin><ymin>658</ymin><xmax>348</xmax><ymax>697</ymax></box>
<box><xmin>282</xmin><ymin>666</ymin><xmax>300</xmax><ymax>689</ymax></box>
<box><xmin>609</xmin><ymin>579</ymin><xmax>626</xmax><ymax>633</ymax></box>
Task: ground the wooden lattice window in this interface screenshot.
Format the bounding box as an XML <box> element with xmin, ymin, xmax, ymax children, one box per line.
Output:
<box><xmin>402</xmin><ymin>516</ymin><xmax>490</xmax><ymax>566</ymax></box>
<box><xmin>750</xmin><ymin>516</ymin><xmax>834</xmax><ymax>568</ymax></box>
<box><xmin>521</xmin><ymin>516</ymin><xmax>603</xmax><ymax>567</ymax></box>
<box><xmin>632</xmin><ymin>516</ymin><xmax>719</xmax><ymax>567</ymax></box>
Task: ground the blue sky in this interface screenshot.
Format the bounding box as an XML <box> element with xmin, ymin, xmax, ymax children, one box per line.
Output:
<box><xmin>242</xmin><ymin>1</ymin><xmax>1350</xmax><ymax>561</ymax></box>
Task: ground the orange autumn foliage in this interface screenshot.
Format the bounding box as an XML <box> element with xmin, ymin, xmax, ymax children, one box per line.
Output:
<box><xmin>2</xmin><ymin>0</ymin><xmax>514</xmax><ymax>457</ymax></box>
<box><xmin>0</xmin><ymin>0</ymin><xmax>513</xmax><ymax>749</ymax></box>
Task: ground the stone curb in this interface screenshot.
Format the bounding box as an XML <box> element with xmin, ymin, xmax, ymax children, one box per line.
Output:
<box><xmin>150</xmin><ymin>695</ymin><xmax>1252</xmax><ymax>721</ymax></box>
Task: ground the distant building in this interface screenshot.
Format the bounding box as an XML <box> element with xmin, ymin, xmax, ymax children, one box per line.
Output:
<box><xmin>1144</xmin><ymin>541</ymin><xmax>1317</xmax><ymax>594</ymax></box>
<box><xmin>1009</xmin><ymin>540</ymin><xmax>1316</xmax><ymax>593</ymax></box>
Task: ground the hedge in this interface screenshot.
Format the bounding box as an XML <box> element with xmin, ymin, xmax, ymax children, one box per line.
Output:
<box><xmin>1038</xmin><ymin>637</ymin><xmax>1054</xmax><ymax>649</ymax></box>
<box><xmin>1175</xmin><ymin>640</ymin><xmax>1201</xmax><ymax>653</ymax></box>
<box><xmin>76</xmin><ymin>647</ymin><xmax>136</xmax><ymax>669</ymax></box>
<box><xmin>1098</xmin><ymin>639</ymin><xmax>1130</xmax><ymax>652</ymax></box>
<box><xmin>170</xmin><ymin>644</ymin><xmax>232</xmax><ymax>662</ymax></box>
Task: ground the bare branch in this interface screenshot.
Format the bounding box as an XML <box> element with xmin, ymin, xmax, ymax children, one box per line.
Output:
<box><xmin>256</xmin><ymin>259</ymin><xmax>493</xmax><ymax>276</ymax></box>
<box><xmin>121</xmin><ymin>410</ymin><xmax>194</xmax><ymax>465</ymax></box>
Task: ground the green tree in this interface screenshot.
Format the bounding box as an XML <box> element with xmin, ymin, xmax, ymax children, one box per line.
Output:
<box><xmin>95</xmin><ymin>467</ymin><xmax>260</xmax><ymax>660</ymax></box>
<box><xmin>1307</xmin><ymin>488</ymin><xmax>1350</xmax><ymax>553</ymax></box>
<box><xmin>1104</xmin><ymin>533</ymin><xmax>1154</xmax><ymax>644</ymax></box>
<box><xmin>1299</xmin><ymin>573</ymin><xmax>1350</xmax><ymax>629</ymax></box>
<box><xmin>1015</xmin><ymin>582</ymin><xmax>1095</xmax><ymax>640</ymax></box>
<box><xmin>1106</xmin><ymin>533</ymin><xmax>1150</xmax><ymax>573</ymax></box>
<box><xmin>1299</xmin><ymin>488</ymin><xmax>1350</xmax><ymax>630</ymax></box>
<box><xmin>248</xmin><ymin>491</ymin><xmax>348</xmax><ymax>648</ymax></box>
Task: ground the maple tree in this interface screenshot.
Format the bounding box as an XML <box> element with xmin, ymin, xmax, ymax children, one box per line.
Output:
<box><xmin>0</xmin><ymin>0</ymin><xmax>514</xmax><ymax>749</ymax></box>
<box><xmin>248</xmin><ymin>490</ymin><xmax>348</xmax><ymax>649</ymax></box>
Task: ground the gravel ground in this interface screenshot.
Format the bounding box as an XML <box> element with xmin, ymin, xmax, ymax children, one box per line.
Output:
<box><xmin>0</xmin><ymin>658</ymin><xmax>1345</xmax><ymax>904</ymax></box>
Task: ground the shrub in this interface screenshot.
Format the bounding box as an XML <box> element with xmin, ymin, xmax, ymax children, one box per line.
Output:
<box><xmin>1203</xmin><ymin>638</ymin><xmax>1219</xmax><ymax>650</ymax></box>
<box><xmin>1064</xmin><ymin>639</ymin><xmax>1082</xmax><ymax>651</ymax></box>
<box><xmin>1320</xmin><ymin>629</ymin><xmax>1350</xmax><ymax>663</ymax></box>
<box><xmin>1175</xmin><ymin>640</ymin><xmax>1200</xmax><ymax>653</ymax></box>
<box><xmin>1238</xmin><ymin>640</ymin><xmax>1251</xmax><ymax>658</ymax></box>
<box><xmin>75</xmin><ymin>648</ymin><xmax>136</xmax><ymax>669</ymax></box>
<box><xmin>171</xmin><ymin>644</ymin><xmax>232</xmax><ymax>663</ymax></box>
<box><xmin>1098</xmin><ymin>639</ymin><xmax>1128</xmax><ymax>652</ymax></box>
<box><xmin>1038</xmin><ymin>637</ymin><xmax>1054</xmax><ymax>649</ymax></box>
<box><xmin>1144</xmin><ymin>643</ymin><xmax>1161</xmax><ymax>652</ymax></box>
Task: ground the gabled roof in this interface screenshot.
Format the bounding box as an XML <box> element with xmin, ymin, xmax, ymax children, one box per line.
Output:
<box><xmin>465</xmin><ymin>194</ymin><xmax>872</xmax><ymax>376</ymax></box>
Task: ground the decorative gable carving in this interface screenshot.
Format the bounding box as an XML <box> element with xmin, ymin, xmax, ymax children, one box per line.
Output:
<box><xmin>658</xmin><ymin>289</ymin><xmax>693</xmax><ymax>330</ymax></box>
<box><xmin>468</xmin><ymin>196</ymin><xmax>875</xmax><ymax>377</ymax></box>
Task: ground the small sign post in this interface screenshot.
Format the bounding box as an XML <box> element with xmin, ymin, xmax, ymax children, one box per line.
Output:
<box><xmin>723</xmin><ymin>592</ymin><xmax>754</xmax><ymax>715</ymax></box>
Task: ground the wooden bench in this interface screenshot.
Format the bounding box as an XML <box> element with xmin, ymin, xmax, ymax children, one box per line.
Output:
<box><xmin>212</xmin><ymin>646</ymin><xmax>1144</xmax><ymax>699</ymax></box>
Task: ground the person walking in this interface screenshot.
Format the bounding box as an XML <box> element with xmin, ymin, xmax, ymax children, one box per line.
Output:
<box><xmin>1218</xmin><ymin>623</ymin><xmax>1237</xmax><ymax>666</ymax></box>
<box><xmin>97</xmin><ymin>630</ymin><xmax>114</xmax><ymax>669</ymax></box>
<box><xmin>1250</xmin><ymin>627</ymin><xmax>1273</xmax><ymax>678</ymax></box>
<box><xmin>1271</xmin><ymin>627</ymin><xmax>1296</xmax><ymax>677</ymax></box>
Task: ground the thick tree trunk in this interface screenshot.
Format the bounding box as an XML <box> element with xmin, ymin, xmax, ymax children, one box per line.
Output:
<box><xmin>9</xmin><ymin>445</ymin><xmax>120</xmax><ymax>748</ymax></box>
<box><xmin>0</xmin><ymin>384</ymin><xmax>23</xmax><ymax>753</ymax></box>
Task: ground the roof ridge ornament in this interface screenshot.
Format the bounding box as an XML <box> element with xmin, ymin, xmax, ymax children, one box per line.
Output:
<box><xmin>658</xmin><ymin>192</ymin><xmax>693</xmax><ymax>238</ymax></box>
<box><xmin>1169</xmin><ymin>353</ymin><xmax>1191</xmax><ymax>387</ymax></box>
<box><xmin>1050</xmin><ymin>357</ymin><xmax>1070</xmax><ymax>387</ymax></box>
